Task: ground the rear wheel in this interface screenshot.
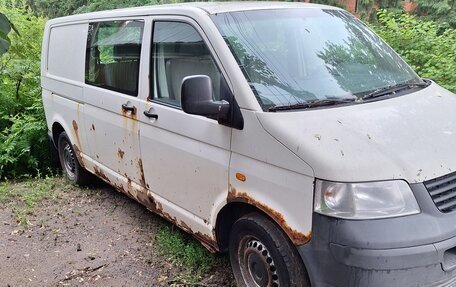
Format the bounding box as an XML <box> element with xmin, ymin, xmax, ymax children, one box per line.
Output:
<box><xmin>229</xmin><ymin>213</ymin><xmax>310</xmax><ymax>287</ymax></box>
<box><xmin>57</xmin><ymin>132</ymin><xmax>90</xmax><ymax>185</ymax></box>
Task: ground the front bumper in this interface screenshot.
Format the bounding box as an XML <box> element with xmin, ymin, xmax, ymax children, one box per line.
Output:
<box><xmin>298</xmin><ymin>183</ymin><xmax>456</xmax><ymax>287</ymax></box>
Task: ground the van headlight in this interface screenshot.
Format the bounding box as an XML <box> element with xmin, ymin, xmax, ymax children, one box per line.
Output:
<box><xmin>314</xmin><ymin>179</ymin><xmax>420</xmax><ymax>219</ymax></box>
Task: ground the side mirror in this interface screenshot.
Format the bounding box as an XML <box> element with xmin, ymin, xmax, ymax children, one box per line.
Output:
<box><xmin>181</xmin><ymin>75</ymin><xmax>230</xmax><ymax>121</ymax></box>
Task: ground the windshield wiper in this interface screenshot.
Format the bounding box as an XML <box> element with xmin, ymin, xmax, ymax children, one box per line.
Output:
<box><xmin>361</xmin><ymin>81</ymin><xmax>430</xmax><ymax>101</ymax></box>
<box><xmin>269</xmin><ymin>97</ymin><xmax>356</xmax><ymax>112</ymax></box>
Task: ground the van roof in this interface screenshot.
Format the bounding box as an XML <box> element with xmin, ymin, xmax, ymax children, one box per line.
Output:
<box><xmin>47</xmin><ymin>2</ymin><xmax>340</xmax><ymax>24</ymax></box>
<box><xmin>150</xmin><ymin>1</ymin><xmax>337</xmax><ymax>14</ymax></box>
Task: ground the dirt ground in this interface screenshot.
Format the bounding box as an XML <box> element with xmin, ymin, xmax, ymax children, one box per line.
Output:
<box><xmin>0</xmin><ymin>179</ymin><xmax>234</xmax><ymax>287</ymax></box>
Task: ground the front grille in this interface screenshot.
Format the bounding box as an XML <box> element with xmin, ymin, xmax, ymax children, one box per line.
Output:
<box><xmin>424</xmin><ymin>172</ymin><xmax>456</xmax><ymax>213</ymax></box>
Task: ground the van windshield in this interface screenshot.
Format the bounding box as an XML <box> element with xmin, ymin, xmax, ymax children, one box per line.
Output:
<box><xmin>211</xmin><ymin>9</ymin><xmax>424</xmax><ymax>111</ymax></box>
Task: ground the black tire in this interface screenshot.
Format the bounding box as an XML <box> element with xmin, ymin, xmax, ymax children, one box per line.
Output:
<box><xmin>229</xmin><ymin>213</ymin><xmax>310</xmax><ymax>287</ymax></box>
<box><xmin>48</xmin><ymin>137</ymin><xmax>61</xmax><ymax>168</ymax></box>
<box><xmin>57</xmin><ymin>131</ymin><xmax>91</xmax><ymax>185</ymax></box>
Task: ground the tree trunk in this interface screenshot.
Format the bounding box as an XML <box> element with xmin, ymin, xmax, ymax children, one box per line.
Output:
<box><xmin>15</xmin><ymin>77</ymin><xmax>22</xmax><ymax>100</ymax></box>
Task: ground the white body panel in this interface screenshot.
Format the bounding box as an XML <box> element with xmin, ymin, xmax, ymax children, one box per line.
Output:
<box><xmin>229</xmin><ymin>110</ymin><xmax>314</xmax><ymax>244</ymax></box>
<box><xmin>258</xmin><ymin>82</ymin><xmax>456</xmax><ymax>183</ymax></box>
<box><xmin>47</xmin><ymin>24</ymin><xmax>86</xmax><ymax>83</ymax></box>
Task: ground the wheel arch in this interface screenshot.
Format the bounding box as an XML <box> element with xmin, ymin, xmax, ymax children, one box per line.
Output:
<box><xmin>215</xmin><ymin>200</ymin><xmax>310</xmax><ymax>253</ymax></box>
<box><xmin>215</xmin><ymin>202</ymin><xmax>259</xmax><ymax>252</ymax></box>
<box><xmin>49</xmin><ymin>117</ymin><xmax>79</xmax><ymax>152</ymax></box>
<box><xmin>51</xmin><ymin>121</ymin><xmax>65</xmax><ymax>147</ymax></box>
<box><xmin>49</xmin><ymin>118</ymin><xmax>85</xmax><ymax>168</ymax></box>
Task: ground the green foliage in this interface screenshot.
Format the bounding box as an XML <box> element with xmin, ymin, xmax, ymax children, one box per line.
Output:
<box><xmin>25</xmin><ymin>0</ymin><xmax>87</xmax><ymax>19</ymax></box>
<box><xmin>373</xmin><ymin>10</ymin><xmax>456</xmax><ymax>93</ymax></box>
<box><xmin>23</xmin><ymin>0</ymin><xmax>165</xmax><ymax>18</ymax></box>
<box><xmin>156</xmin><ymin>224</ymin><xmax>226</xmax><ymax>283</ymax></box>
<box><xmin>378</xmin><ymin>0</ymin><xmax>404</xmax><ymax>9</ymax></box>
<box><xmin>0</xmin><ymin>8</ymin><xmax>49</xmax><ymax>179</ymax></box>
<box><xmin>1</xmin><ymin>8</ymin><xmax>44</xmax><ymax>114</ymax></box>
<box><xmin>74</xmin><ymin>0</ymin><xmax>160</xmax><ymax>15</ymax></box>
<box><xmin>310</xmin><ymin>0</ymin><xmax>346</xmax><ymax>9</ymax></box>
<box><xmin>413</xmin><ymin>0</ymin><xmax>456</xmax><ymax>29</ymax></box>
<box><xmin>357</xmin><ymin>0</ymin><xmax>375</xmax><ymax>19</ymax></box>
<box><xmin>0</xmin><ymin>98</ymin><xmax>51</xmax><ymax>179</ymax></box>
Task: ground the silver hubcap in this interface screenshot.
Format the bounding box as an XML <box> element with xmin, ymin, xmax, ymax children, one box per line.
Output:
<box><xmin>239</xmin><ymin>238</ymin><xmax>280</xmax><ymax>287</ymax></box>
<box><xmin>63</xmin><ymin>142</ymin><xmax>76</xmax><ymax>178</ymax></box>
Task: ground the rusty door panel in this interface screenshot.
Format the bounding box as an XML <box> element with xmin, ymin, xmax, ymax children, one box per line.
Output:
<box><xmin>82</xmin><ymin>92</ymin><xmax>144</xmax><ymax>186</ymax></box>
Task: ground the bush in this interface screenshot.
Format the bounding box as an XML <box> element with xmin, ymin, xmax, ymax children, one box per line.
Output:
<box><xmin>372</xmin><ymin>10</ymin><xmax>456</xmax><ymax>93</ymax></box>
<box><xmin>0</xmin><ymin>98</ymin><xmax>51</xmax><ymax>179</ymax></box>
<box><xmin>0</xmin><ymin>8</ymin><xmax>49</xmax><ymax>179</ymax></box>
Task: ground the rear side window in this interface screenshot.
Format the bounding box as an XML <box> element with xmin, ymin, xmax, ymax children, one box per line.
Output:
<box><xmin>85</xmin><ymin>20</ymin><xmax>144</xmax><ymax>96</ymax></box>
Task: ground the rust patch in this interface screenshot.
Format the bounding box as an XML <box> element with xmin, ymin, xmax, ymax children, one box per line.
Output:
<box><xmin>114</xmin><ymin>182</ymin><xmax>130</xmax><ymax>198</ymax></box>
<box><xmin>194</xmin><ymin>232</ymin><xmax>217</xmax><ymax>253</ymax></box>
<box><xmin>72</xmin><ymin>144</ymin><xmax>85</xmax><ymax>168</ymax></box>
<box><xmin>114</xmin><ymin>178</ymin><xmax>138</xmax><ymax>200</ymax></box>
<box><xmin>133</xmin><ymin>188</ymin><xmax>179</xmax><ymax>231</ymax></box>
<box><xmin>235</xmin><ymin>173</ymin><xmax>247</xmax><ymax>182</ymax></box>
<box><xmin>159</xmin><ymin>209</ymin><xmax>176</xmax><ymax>225</ymax></box>
<box><xmin>117</xmin><ymin>148</ymin><xmax>125</xmax><ymax>159</ymax></box>
<box><xmin>135</xmin><ymin>188</ymin><xmax>158</xmax><ymax>212</ymax></box>
<box><xmin>72</xmin><ymin>120</ymin><xmax>78</xmax><ymax>131</ymax></box>
<box><xmin>179</xmin><ymin>220</ymin><xmax>192</xmax><ymax>233</ymax></box>
<box><xmin>72</xmin><ymin>120</ymin><xmax>82</xmax><ymax>148</ymax></box>
<box><xmin>121</xmin><ymin>108</ymin><xmax>139</xmax><ymax>139</ymax></box>
<box><xmin>156</xmin><ymin>201</ymin><xmax>163</xmax><ymax>211</ymax></box>
<box><xmin>93</xmin><ymin>166</ymin><xmax>110</xmax><ymax>183</ymax></box>
<box><xmin>121</xmin><ymin>106</ymin><xmax>137</xmax><ymax>120</ymax></box>
<box><xmin>177</xmin><ymin>220</ymin><xmax>217</xmax><ymax>253</ymax></box>
<box><xmin>227</xmin><ymin>185</ymin><xmax>311</xmax><ymax>246</ymax></box>
<box><xmin>137</xmin><ymin>159</ymin><xmax>146</xmax><ymax>187</ymax></box>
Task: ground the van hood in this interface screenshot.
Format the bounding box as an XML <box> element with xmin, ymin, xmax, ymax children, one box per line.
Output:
<box><xmin>257</xmin><ymin>82</ymin><xmax>456</xmax><ymax>183</ymax></box>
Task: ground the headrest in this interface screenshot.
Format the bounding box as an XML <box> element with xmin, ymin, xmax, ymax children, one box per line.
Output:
<box><xmin>113</xmin><ymin>44</ymin><xmax>141</xmax><ymax>60</ymax></box>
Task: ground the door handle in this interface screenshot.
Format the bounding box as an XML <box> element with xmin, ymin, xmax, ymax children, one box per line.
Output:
<box><xmin>144</xmin><ymin>109</ymin><xmax>158</xmax><ymax>119</ymax></box>
<box><xmin>122</xmin><ymin>102</ymin><xmax>136</xmax><ymax>113</ymax></box>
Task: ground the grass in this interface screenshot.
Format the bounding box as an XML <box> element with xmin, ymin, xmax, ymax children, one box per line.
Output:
<box><xmin>0</xmin><ymin>175</ymin><xmax>72</xmax><ymax>225</ymax></box>
<box><xmin>156</xmin><ymin>224</ymin><xmax>231</xmax><ymax>285</ymax></box>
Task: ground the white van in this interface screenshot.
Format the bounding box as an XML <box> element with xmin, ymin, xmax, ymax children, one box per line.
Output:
<box><xmin>41</xmin><ymin>2</ymin><xmax>456</xmax><ymax>286</ymax></box>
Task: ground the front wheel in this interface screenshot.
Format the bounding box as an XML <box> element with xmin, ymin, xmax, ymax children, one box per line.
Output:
<box><xmin>229</xmin><ymin>213</ymin><xmax>310</xmax><ymax>287</ymax></box>
<box><xmin>57</xmin><ymin>131</ymin><xmax>90</xmax><ymax>185</ymax></box>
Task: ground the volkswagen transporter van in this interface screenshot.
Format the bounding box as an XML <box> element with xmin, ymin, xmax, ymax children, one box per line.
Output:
<box><xmin>41</xmin><ymin>2</ymin><xmax>456</xmax><ymax>286</ymax></box>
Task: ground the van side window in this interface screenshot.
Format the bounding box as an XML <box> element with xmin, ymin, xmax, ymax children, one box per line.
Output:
<box><xmin>86</xmin><ymin>20</ymin><xmax>144</xmax><ymax>96</ymax></box>
<box><xmin>152</xmin><ymin>21</ymin><xmax>221</xmax><ymax>107</ymax></box>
